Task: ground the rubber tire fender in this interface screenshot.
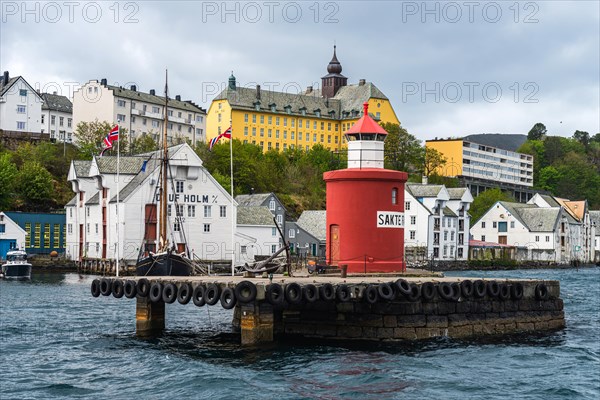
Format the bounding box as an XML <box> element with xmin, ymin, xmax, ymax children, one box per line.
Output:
<box><xmin>364</xmin><ymin>285</ymin><xmax>379</xmax><ymax>304</ymax></box>
<box><xmin>205</xmin><ymin>283</ymin><xmax>221</xmax><ymax>306</ymax></box>
<box><xmin>100</xmin><ymin>278</ymin><xmax>113</xmax><ymax>296</ymax></box>
<box><xmin>162</xmin><ymin>282</ymin><xmax>178</xmax><ymax>304</ymax></box>
<box><xmin>285</xmin><ymin>283</ymin><xmax>303</xmax><ymax>305</ymax></box>
<box><xmin>438</xmin><ymin>282</ymin><xmax>454</xmax><ymax>301</ymax></box>
<box><xmin>378</xmin><ymin>282</ymin><xmax>395</xmax><ymax>301</ymax></box>
<box><xmin>303</xmin><ymin>284</ymin><xmax>319</xmax><ymax>303</ymax></box>
<box><xmin>136</xmin><ymin>278</ymin><xmax>151</xmax><ymax>298</ymax></box>
<box><xmin>112</xmin><ymin>280</ymin><xmax>125</xmax><ymax>299</ymax></box>
<box><xmin>460</xmin><ymin>280</ymin><xmax>474</xmax><ymax>298</ymax></box>
<box><xmin>220</xmin><ymin>287</ymin><xmax>237</xmax><ymax>309</ymax></box>
<box><xmin>510</xmin><ymin>282</ymin><xmax>524</xmax><ymax>300</ymax></box>
<box><xmin>450</xmin><ymin>282</ymin><xmax>461</xmax><ymax>302</ymax></box>
<box><xmin>91</xmin><ymin>279</ymin><xmax>101</xmax><ymax>297</ymax></box>
<box><xmin>177</xmin><ymin>282</ymin><xmax>193</xmax><ymax>305</ymax></box>
<box><xmin>336</xmin><ymin>284</ymin><xmax>351</xmax><ymax>302</ymax></box>
<box><xmin>406</xmin><ymin>283</ymin><xmax>421</xmax><ymax>302</ymax></box>
<box><xmin>420</xmin><ymin>282</ymin><xmax>436</xmax><ymax>301</ymax></box>
<box><xmin>149</xmin><ymin>282</ymin><xmax>163</xmax><ymax>303</ymax></box>
<box><xmin>124</xmin><ymin>280</ymin><xmax>137</xmax><ymax>299</ymax></box>
<box><xmin>266</xmin><ymin>283</ymin><xmax>284</xmax><ymax>305</ymax></box>
<box><xmin>395</xmin><ymin>279</ymin><xmax>412</xmax><ymax>299</ymax></box>
<box><xmin>487</xmin><ymin>281</ymin><xmax>500</xmax><ymax>298</ymax></box>
<box><xmin>235</xmin><ymin>281</ymin><xmax>257</xmax><ymax>303</ymax></box>
<box><xmin>498</xmin><ymin>283</ymin><xmax>511</xmax><ymax>301</ymax></box>
<box><xmin>535</xmin><ymin>283</ymin><xmax>549</xmax><ymax>300</ymax></box>
<box><xmin>473</xmin><ymin>280</ymin><xmax>486</xmax><ymax>298</ymax></box>
<box><xmin>319</xmin><ymin>283</ymin><xmax>336</xmax><ymax>301</ymax></box>
<box><xmin>192</xmin><ymin>284</ymin><xmax>206</xmax><ymax>307</ymax></box>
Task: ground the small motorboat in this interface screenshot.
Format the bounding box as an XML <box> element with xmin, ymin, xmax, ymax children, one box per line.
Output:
<box><xmin>1</xmin><ymin>249</ymin><xmax>32</xmax><ymax>280</ymax></box>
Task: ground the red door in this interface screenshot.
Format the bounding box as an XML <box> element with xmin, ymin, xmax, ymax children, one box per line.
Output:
<box><xmin>330</xmin><ymin>225</ymin><xmax>340</xmax><ymax>266</ymax></box>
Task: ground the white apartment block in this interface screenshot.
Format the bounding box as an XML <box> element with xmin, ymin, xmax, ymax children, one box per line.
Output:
<box><xmin>404</xmin><ymin>183</ymin><xmax>473</xmax><ymax>261</ymax></box>
<box><xmin>73</xmin><ymin>79</ymin><xmax>206</xmax><ymax>146</ymax></box>
<box><xmin>0</xmin><ymin>71</ymin><xmax>43</xmax><ymax>133</ymax></box>
<box><xmin>590</xmin><ymin>211</ymin><xmax>600</xmax><ymax>263</ymax></box>
<box><xmin>41</xmin><ymin>92</ymin><xmax>73</xmax><ymax>142</ymax></box>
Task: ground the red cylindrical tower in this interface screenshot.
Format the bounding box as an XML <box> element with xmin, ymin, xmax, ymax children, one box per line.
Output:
<box><xmin>324</xmin><ymin>103</ymin><xmax>408</xmax><ymax>273</ymax></box>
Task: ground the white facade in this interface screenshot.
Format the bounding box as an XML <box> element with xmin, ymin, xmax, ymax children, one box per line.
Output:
<box><xmin>0</xmin><ymin>73</ymin><xmax>43</xmax><ymax>133</ymax></box>
<box><xmin>41</xmin><ymin>93</ymin><xmax>73</xmax><ymax>143</ymax></box>
<box><xmin>236</xmin><ymin>225</ymin><xmax>279</xmax><ymax>262</ymax></box>
<box><xmin>591</xmin><ymin>211</ymin><xmax>600</xmax><ymax>262</ymax></box>
<box><xmin>65</xmin><ymin>143</ymin><xmax>254</xmax><ymax>264</ymax></box>
<box><xmin>404</xmin><ymin>184</ymin><xmax>472</xmax><ymax>261</ymax></box>
<box><xmin>73</xmin><ymin>80</ymin><xmax>206</xmax><ymax>146</ymax></box>
<box><xmin>0</xmin><ymin>212</ymin><xmax>27</xmax><ymax>258</ymax></box>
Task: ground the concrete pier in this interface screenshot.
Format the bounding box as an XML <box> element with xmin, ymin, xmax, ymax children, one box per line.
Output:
<box><xmin>92</xmin><ymin>275</ymin><xmax>566</xmax><ymax>345</ymax></box>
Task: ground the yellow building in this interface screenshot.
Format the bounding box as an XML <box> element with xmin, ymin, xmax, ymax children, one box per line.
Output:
<box><xmin>206</xmin><ymin>47</ymin><xmax>400</xmax><ymax>152</ymax></box>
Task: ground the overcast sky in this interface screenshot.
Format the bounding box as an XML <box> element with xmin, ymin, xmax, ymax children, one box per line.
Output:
<box><xmin>1</xmin><ymin>1</ymin><xmax>598</xmax><ymax>141</ymax></box>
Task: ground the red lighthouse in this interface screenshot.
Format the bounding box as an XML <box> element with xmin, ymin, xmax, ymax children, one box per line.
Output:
<box><xmin>324</xmin><ymin>103</ymin><xmax>408</xmax><ymax>273</ymax></box>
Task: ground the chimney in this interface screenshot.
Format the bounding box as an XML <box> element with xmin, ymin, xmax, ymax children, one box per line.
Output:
<box><xmin>422</xmin><ymin>175</ymin><xmax>428</xmax><ymax>185</ymax></box>
<box><xmin>306</xmin><ymin>86</ymin><xmax>313</xmax><ymax>94</ymax></box>
<box><xmin>175</xmin><ymin>95</ymin><xmax>181</xmax><ymax>101</ymax></box>
<box><xmin>2</xmin><ymin>71</ymin><xmax>8</xmax><ymax>85</ymax></box>
<box><xmin>131</xmin><ymin>85</ymin><xmax>137</xmax><ymax>91</ymax></box>
<box><xmin>256</xmin><ymin>84</ymin><xmax>261</xmax><ymax>99</ymax></box>
<box><xmin>359</xmin><ymin>79</ymin><xmax>366</xmax><ymax>86</ymax></box>
<box><xmin>150</xmin><ymin>89</ymin><xmax>155</xmax><ymax>95</ymax></box>
<box><xmin>53</xmin><ymin>91</ymin><xmax>57</xmax><ymax>95</ymax></box>
<box><xmin>100</xmin><ymin>78</ymin><xmax>107</xmax><ymax>86</ymax></box>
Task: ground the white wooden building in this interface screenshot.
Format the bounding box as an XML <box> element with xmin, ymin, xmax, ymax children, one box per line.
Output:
<box><xmin>0</xmin><ymin>71</ymin><xmax>43</xmax><ymax>133</ymax></box>
<box><xmin>65</xmin><ymin>143</ymin><xmax>251</xmax><ymax>265</ymax></box>
<box><xmin>0</xmin><ymin>212</ymin><xmax>27</xmax><ymax>259</ymax></box>
<box><xmin>236</xmin><ymin>206</ymin><xmax>279</xmax><ymax>263</ymax></box>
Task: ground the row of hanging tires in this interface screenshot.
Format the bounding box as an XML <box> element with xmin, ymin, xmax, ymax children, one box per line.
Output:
<box><xmin>91</xmin><ymin>278</ymin><xmax>550</xmax><ymax>309</ymax></box>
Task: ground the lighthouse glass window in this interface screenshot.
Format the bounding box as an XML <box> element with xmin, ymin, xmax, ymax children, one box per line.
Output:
<box><xmin>392</xmin><ymin>188</ymin><xmax>398</xmax><ymax>204</ymax></box>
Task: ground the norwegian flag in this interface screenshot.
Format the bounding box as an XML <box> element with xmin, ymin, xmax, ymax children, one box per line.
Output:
<box><xmin>209</xmin><ymin>126</ymin><xmax>232</xmax><ymax>151</ymax></box>
<box><xmin>99</xmin><ymin>124</ymin><xmax>119</xmax><ymax>156</ymax></box>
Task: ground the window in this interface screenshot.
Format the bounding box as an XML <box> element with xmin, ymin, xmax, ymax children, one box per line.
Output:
<box><xmin>451</xmin><ymin>231</ymin><xmax>455</xmax><ymax>241</ymax></box>
<box><xmin>411</xmin><ymin>216</ymin><xmax>416</xmax><ymax>225</ymax></box>
<box><xmin>260</xmin><ymin>115</ymin><xmax>264</xmax><ymax>123</ymax></box>
<box><xmin>481</xmin><ymin>222</ymin><xmax>486</xmax><ymax>228</ymax></box>
<box><xmin>0</xmin><ymin>224</ymin><xmax>4</xmax><ymax>233</ymax></box>
<box><xmin>152</xmin><ymin>121</ymin><xmax>159</xmax><ymax>128</ymax></box>
<box><xmin>117</xmin><ymin>99</ymin><xmax>126</xmax><ymax>107</ymax></box>
<box><xmin>17</xmin><ymin>121</ymin><xmax>26</xmax><ymax>130</ymax></box>
<box><xmin>95</xmin><ymin>224</ymin><xmax>99</xmax><ymax>234</ymax></box>
<box><xmin>67</xmin><ymin>224</ymin><xmax>72</xmax><ymax>235</ymax></box>
<box><xmin>546</xmin><ymin>235</ymin><xmax>550</xmax><ymax>242</ymax></box>
<box><xmin>289</xmin><ymin>229</ymin><xmax>295</xmax><ymax>238</ymax></box>
<box><xmin>204</xmin><ymin>205</ymin><xmax>212</xmax><ymax>218</ymax></box>
<box><xmin>203</xmin><ymin>224</ymin><xmax>210</xmax><ymax>233</ymax></box>
<box><xmin>272</xmin><ymin>227</ymin><xmax>277</xmax><ymax>236</ymax></box>
<box><xmin>176</xmin><ymin>205</ymin><xmax>184</xmax><ymax>217</ymax></box>
<box><xmin>51</xmin><ymin>115</ymin><xmax>56</xmax><ymax>125</ymax></box>
<box><xmin>510</xmin><ymin>221</ymin><xmax>515</xmax><ymax>229</ymax></box>
<box><xmin>392</xmin><ymin>188</ymin><xmax>398</xmax><ymax>204</ymax></box>
<box><xmin>220</xmin><ymin>206</ymin><xmax>226</xmax><ymax>218</ymax></box>
<box><xmin>252</xmin><ymin>114</ymin><xmax>257</xmax><ymax>123</ymax></box>
<box><xmin>244</xmin><ymin>114</ymin><xmax>248</xmax><ymax>122</ymax></box>
<box><xmin>17</xmin><ymin>105</ymin><xmax>26</xmax><ymax>113</ymax></box>
<box><xmin>276</xmin><ymin>117</ymin><xmax>280</xmax><ymax>125</ymax></box>
<box><xmin>498</xmin><ymin>222</ymin><xmax>507</xmax><ymax>232</ymax></box>
<box><xmin>269</xmin><ymin>200</ymin><xmax>276</xmax><ymax>211</ymax></box>
<box><xmin>174</xmin><ymin>181</ymin><xmax>184</xmax><ymax>193</ymax></box>
<box><xmin>252</xmin><ymin>127</ymin><xmax>256</xmax><ymax>136</ymax></box>
<box><xmin>493</xmin><ymin>221</ymin><xmax>497</xmax><ymax>228</ymax></box>
<box><xmin>405</xmin><ymin>201</ymin><xmax>410</xmax><ymax>210</ymax></box>
<box><xmin>152</xmin><ymin>106</ymin><xmax>160</xmax><ymax>114</ymax></box>
<box><xmin>444</xmin><ymin>231</ymin><xmax>448</xmax><ymax>241</ymax></box>
<box><xmin>535</xmin><ymin>235</ymin><xmax>540</xmax><ymax>242</ymax></box>
<box><xmin>19</xmin><ymin>89</ymin><xmax>27</xmax><ymax>96</ymax></box>
<box><xmin>117</xmin><ymin>114</ymin><xmax>126</xmax><ymax>122</ymax></box>
<box><xmin>59</xmin><ymin>116</ymin><xmax>64</xmax><ymax>126</ymax></box>
<box><xmin>272</xmin><ymin>245</ymin><xmax>277</xmax><ymax>253</ymax></box>
<box><xmin>167</xmin><ymin>205</ymin><xmax>172</xmax><ymax>217</ymax></box>
<box><xmin>481</xmin><ymin>235</ymin><xmax>486</xmax><ymax>241</ymax></box>
<box><xmin>241</xmin><ymin>246</ymin><xmax>247</xmax><ymax>254</ymax></box>
<box><xmin>410</xmin><ymin>231</ymin><xmax>416</xmax><ymax>240</ymax></box>
<box><xmin>174</xmin><ymin>222</ymin><xmax>181</xmax><ymax>232</ymax></box>
<box><xmin>276</xmin><ymin>214</ymin><xmax>283</xmax><ymax>225</ymax></box>
<box><xmin>41</xmin><ymin>114</ymin><xmax>45</xmax><ymax>124</ymax></box>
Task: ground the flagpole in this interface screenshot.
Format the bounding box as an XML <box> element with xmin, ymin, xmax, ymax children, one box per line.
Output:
<box><xmin>116</xmin><ymin>126</ymin><xmax>120</xmax><ymax>277</ymax></box>
<box><xmin>230</xmin><ymin>119</ymin><xmax>235</xmax><ymax>276</ymax></box>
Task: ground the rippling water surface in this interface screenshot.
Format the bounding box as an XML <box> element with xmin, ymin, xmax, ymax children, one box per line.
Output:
<box><xmin>1</xmin><ymin>268</ymin><xmax>599</xmax><ymax>399</ymax></box>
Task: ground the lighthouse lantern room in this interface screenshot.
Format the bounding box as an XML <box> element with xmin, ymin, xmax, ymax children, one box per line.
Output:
<box><xmin>324</xmin><ymin>103</ymin><xmax>408</xmax><ymax>273</ymax></box>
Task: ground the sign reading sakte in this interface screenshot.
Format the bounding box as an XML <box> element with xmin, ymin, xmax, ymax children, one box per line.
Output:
<box><xmin>377</xmin><ymin>211</ymin><xmax>405</xmax><ymax>228</ymax></box>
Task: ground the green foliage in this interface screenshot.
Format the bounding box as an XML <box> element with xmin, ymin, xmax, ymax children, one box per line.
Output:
<box><xmin>0</xmin><ymin>153</ymin><xmax>18</xmax><ymax>209</ymax></box>
<box><xmin>129</xmin><ymin>133</ymin><xmax>158</xmax><ymax>154</ymax></box>
<box><xmin>527</xmin><ymin>122</ymin><xmax>547</xmax><ymax>141</ymax></box>
<box><xmin>470</xmin><ymin>188</ymin><xmax>515</xmax><ymax>224</ymax></box>
<box><xmin>382</xmin><ymin>122</ymin><xmax>423</xmax><ymax>172</ymax></box>
<box><xmin>74</xmin><ymin>120</ymin><xmax>128</xmax><ymax>158</ymax></box>
<box><xmin>15</xmin><ymin>161</ymin><xmax>55</xmax><ymax>210</ymax></box>
<box><xmin>423</xmin><ymin>147</ymin><xmax>447</xmax><ymax>177</ymax></box>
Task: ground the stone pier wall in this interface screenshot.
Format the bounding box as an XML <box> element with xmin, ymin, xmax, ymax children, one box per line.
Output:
<box><xmin>270</xmin><ymin>280</ymin><xmax>564</xmax><ymax>341</ymax></box>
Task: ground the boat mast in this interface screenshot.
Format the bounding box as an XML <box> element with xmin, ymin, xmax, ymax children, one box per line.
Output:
<box><xmin>160</xmin><ymin>70</ymin><xmax>169</xmax><ymax>250</ymax></box>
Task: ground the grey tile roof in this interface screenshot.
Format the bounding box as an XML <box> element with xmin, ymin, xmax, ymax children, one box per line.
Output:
<box><xmin>106</xmin><ymin>85</ymin><xmax>205</xmax><ymax>113</ymax></box>
<box><xmin>215</xmin><ymin>81</ymin><xmax>387</xmax><ymax>120</ymax></box>
<box><xmin>65</xmin><ymin>195</ymin><xmax>77</xmax><ymax>206</ymax></box>
<box><xmin>235</xmin><ymin>193</ymin><xmax>272</xmax><ymax>207</ymax></box>
<box><xmin>41</xmin><ymin>93</ymin><xmax>72</xmax><ymax>113</ymax></box>
<box><xmin>110</xmin><ymin>156</ymin><xmax>160</xmax><ymax>203</ymax></box>
<box><xmin>86</xmin><ymin>192</ymin><xmax>100</xmax><ymax>205</ymax></box>
<box><xmin>406</xmin><ymin>184</ymin><xmax>444</xmax><ymax>198</ymax></box>
<box><xmin>497</xmin><ymin>202</ymin><xmax>537</xmax><ymax>228</ymax></box>
<box><xmin>443</xmin><ymin>206</ymin><xmax>457</xmax><ymax>217</ymax></box>
<box><xmin>540</xmin><ymin>194</ymin><xmax>561</xmax><ymax>207</ymax></box>
<box><xmin>0</xmin><ymin>77</ymin><xmax>19</xmax><ymax>96</ymax></box>
<box><xmin>297</xmin><ymin>210</ymin><xmax>326</xmax><ymax>242</ymax></box>
<box><xmin>518</xmin><ymin>207</ymin><xmax>561</xmax><ymax>232</ymax></box>
<box><xmin>73</xmin><ymin>160</ymin><xmax>92</xmax><ymax>177</ymax></box>
<box><xmin>447</xmin><ymin>188</ymin><xmax>467</xmax><ymax>200</ymax></box>
<box><xmin>590</xmin><ymin>211</ymin><xmax>600</xmax><ymax>229</ymax></box>
<box><xmin>96</xmin><ymin>156</ymin><xmax>147</xmax><ymax>175</ymax></box>
<box><xmin>237</xmin><ymin>206</ymin><xmax>275</xmax><ymax>226</ymax></box>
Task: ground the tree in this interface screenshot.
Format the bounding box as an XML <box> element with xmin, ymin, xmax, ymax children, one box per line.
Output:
<box><xmin>527</xmin><ymin>122</ymin><xmax>547</xmax><ymax>141</ymax></box>
<box><xmin>470</xmin><ymin>188</ymin><xmax>515</xmax><ymax>224</ymax></box>
<box><xmin>422</xmin><ymin>147</ymin><xmax>447</xmax><ymax>177</ymax></box>
<box><xmin>74</xmin><ymin>120</ymin><xmax>128</xmax><ymax>158</ymax></box>
<box><xmin>129</xmin><ymin>133</ymin><xmax>158</xmax><ymax>154</ymax></box>
<box><xmin>573</xmin><ymin>130</ymin><xmax>590</xmax><ymax>149</ymax></box>
<box><xmin>0</xmin><ymin>153</ymin><xmax>18</xmax><ymax>209</ymax></box>
<box><xmin>382</xmin><ymin>122</ymin><xmax>422</xmax><ymax>172</ymax></box>
<box><xmin>15</xmin><ymin>161</ymin><xmax>54</xmax><ymax>211</ymax></box>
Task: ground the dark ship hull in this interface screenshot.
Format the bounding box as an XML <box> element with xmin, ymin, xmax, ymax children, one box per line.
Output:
<box><xmin>1</xmin><ymin>263</ymin><xmax>32</xmax><ymax>280</ymax></box>
<box><xmin>135</xmin><ymin>250</ymin><xmax>192</xmax><ymax>276</ymax></box>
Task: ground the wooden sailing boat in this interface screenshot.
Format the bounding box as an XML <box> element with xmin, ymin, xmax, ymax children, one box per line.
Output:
<box><xmin>135</xmin><ymin>71</ymin><xmax>193</xmax><ymax>276</ymax></box>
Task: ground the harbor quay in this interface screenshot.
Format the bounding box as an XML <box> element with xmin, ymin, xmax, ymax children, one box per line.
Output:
<box><xmin>91</xmin><ymin>275</ymin><xmax>565</xmax><ymax>345</ymax></box>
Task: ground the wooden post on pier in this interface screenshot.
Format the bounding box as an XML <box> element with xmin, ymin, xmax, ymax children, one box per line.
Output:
<box><xmin>240</xmin><ymin>302</ymin><xmax>274</xmax><ymax>345</ymax></box>
<box><xmin>136</xmin><ymin>297</ymin><xmax>165</xmax><ymax>337</ymax></box>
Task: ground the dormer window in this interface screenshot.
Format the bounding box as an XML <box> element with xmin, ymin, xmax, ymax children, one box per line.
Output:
<box><xmin>284</xmin><ymin>105</ymin><xmax>291</xmax><ymax>114</ymax></box>
<box><xmin>314</xmin><ymin>109</ymin><xmax>321</xmax><ymax>118</ymax></box>
<box><xmin>300</xmin><ymin>107</ymin><xmax>307</xmax><ymax>116</ymax></box>
<box><xmin>269</xmin><ymin>103</ymin><xmax>276</xmax><ymax>112</ymax></box>
<box><xmin>254</xmin><ymin>101</ymin><xmax>261</xmax><ymax>111</ymax></box>
<box><xmin>329</xmin><ymin>110</ymin><xmax>336</xmax><ymax>118</ymax></box>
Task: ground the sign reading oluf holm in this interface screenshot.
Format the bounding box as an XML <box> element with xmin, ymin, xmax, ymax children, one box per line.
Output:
<box><xmin>377</xmin><ymin>211</ymin><xmax>405</xmax><ymax>228</ymax></box>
